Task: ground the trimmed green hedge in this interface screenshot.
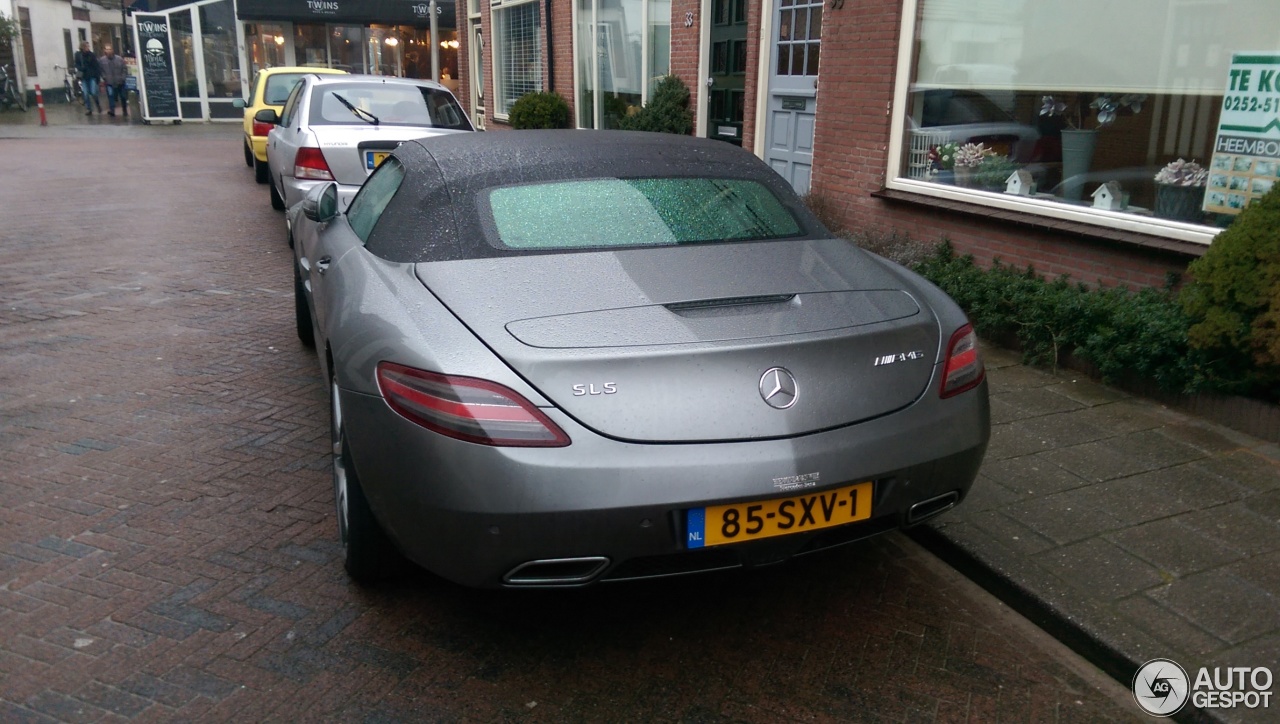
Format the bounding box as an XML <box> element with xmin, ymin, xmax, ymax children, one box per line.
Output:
<box><xmin>914</xmin><ymin>243</ymin><xmax>1213</xmax><ymax>395</ymax></box>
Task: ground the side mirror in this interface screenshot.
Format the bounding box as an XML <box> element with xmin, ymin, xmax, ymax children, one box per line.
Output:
<box><xmin>232</xmin><ymin>98</ymin><xmax>246</xmax><ymax>109</ymax></box>
<box><xmin>301</xmin><ymin>183</ymin><xmax>339</xmax><ymax>223</ymax></box>
<box><xmin>253</xmin><ymin>108</ymin><xmax>279</xmax><ymax>125</ymax></box>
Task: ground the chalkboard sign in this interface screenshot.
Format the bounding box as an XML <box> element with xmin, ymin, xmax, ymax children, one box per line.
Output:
<box><xmin>133</xmin><ymin>14</ymin><xmax>180</xmax><ymax>121</ymax></box>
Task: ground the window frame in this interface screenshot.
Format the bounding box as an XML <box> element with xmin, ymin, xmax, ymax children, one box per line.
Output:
<box><xmin>884</xmin><ymin>0</ymin><xmax>1218</xmax><ymax>246</ymax></box>
<box><xmin>490</xmin><ymin>0</ymin><xmax>543</xmax><ymax>121</ymax></box>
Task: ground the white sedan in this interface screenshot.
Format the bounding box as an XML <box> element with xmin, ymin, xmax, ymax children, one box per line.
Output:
<box><xmin>262</xmin><ymin>74</ymin><xmax>473</xmax><ymax>212</ymax></box>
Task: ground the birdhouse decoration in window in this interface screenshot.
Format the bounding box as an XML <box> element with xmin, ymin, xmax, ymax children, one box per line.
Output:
<box><xmin>1004</xmin><ymin>170</ymin><xmax>1035</xmax><ymax>196</ymax></box>
<box><xmin>1090</xmin><ymin>181</ymin><xmax>1128</xmax><ymax>211</ymax></box>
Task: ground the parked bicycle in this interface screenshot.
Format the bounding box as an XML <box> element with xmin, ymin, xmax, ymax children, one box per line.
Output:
<box><xmin>1</xmin><ymin>64</ymin><xmax>27</xmax><ymax>111</ymax></box>
<box><xmin>55</xmin><ymin>64</ymin><xmax>82</xmax><ymax>103</ymax></box>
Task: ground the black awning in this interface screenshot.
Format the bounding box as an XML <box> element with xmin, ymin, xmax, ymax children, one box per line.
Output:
<box><xmin>237</xmin><ymin>0</ymin><xmax>455</xmax><ymax>29</ymax></box>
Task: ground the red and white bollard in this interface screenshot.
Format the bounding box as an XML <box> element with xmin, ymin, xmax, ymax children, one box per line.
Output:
<box><xmin>35</xmin><ymin>84</ymin><xmax>47</xmax><ymax>126</ymax></box>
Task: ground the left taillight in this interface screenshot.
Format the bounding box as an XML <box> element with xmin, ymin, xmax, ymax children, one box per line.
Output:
<box><xmin>251</xmin><ymin>120</ymin><xmax>274</xmax><ymax>137</ymax></box>
<box><xmin>293</xmin><ymin>146</ymin><xmax>335</xmax><ymax>181</ymax></box>
<box><xmin>940</xmin><ymin>324</ymin><xmax>985</xmax><ymax>398</ymax></box>
<box><xmin>375</xmin><ymin>362</ymin><xmax>570</xmax><ymax>447</ymax></box>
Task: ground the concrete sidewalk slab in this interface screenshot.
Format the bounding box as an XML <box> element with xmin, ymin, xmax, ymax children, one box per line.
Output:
<box><xmin>918</xmin><ymin>347</ymin><xmax>1280</xmax><ymax>723</ymax></box>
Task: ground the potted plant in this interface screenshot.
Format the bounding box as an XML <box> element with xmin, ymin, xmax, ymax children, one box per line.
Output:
<box><xmin>1153</xmin><ymin>158</ymin><xmax>1208</xmax><ymax>222</ymax></box>
<box><xmin>1040</xmin><ymin>93</ymin><xmax>1146</xmax><ymax>200</ymax></box>
<box><xmin>952</xmin><ymin>142</ymin><xmax>996</xmax><ymax>187</ymax></box>
<box><xmin>973</xmin><ymin>154</ymin><xmax>1022</xmax><ymax>192</ymax></box>
<box><xmin>926</xmin><ymin>141</ymin><xmax>960</xmax><ymax>183</ymax></box>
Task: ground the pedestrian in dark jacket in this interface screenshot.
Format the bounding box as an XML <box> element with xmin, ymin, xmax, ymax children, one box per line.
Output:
<box><xmin>74</xmin><ymin>41</ymin><xmax>103</xmax><ymax>115</ymax></box>
<box><xmin>99</xmin><ymin>45</ymin><xmax>128</xmax><ymax>117</ymax></box>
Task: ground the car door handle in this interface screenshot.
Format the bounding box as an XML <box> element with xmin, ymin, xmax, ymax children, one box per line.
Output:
<box><xmin>315</xmin><ymin>256</ymin><xmax>331</xmax><ymax>275</ymax></box>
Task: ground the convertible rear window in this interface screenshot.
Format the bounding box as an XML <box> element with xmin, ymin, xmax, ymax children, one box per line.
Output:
<box><xmin>485</xmin><ymin>178</ymin><xmax>802</xmax><ymax>250</ymax></box>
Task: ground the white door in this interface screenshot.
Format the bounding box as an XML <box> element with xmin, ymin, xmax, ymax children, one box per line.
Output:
<box><xmin>764</xmin><ymin>0</ymin><xmax>822</xmax><ymax>194</ymax></box>
<box><xmin>469</xmin><ymin>24</ymin><xmax>485</xmax><ymax>129</ymax></box>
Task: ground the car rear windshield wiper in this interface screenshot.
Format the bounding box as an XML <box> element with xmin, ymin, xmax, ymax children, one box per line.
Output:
<box><xmin>331</xmin><ymin>93</ymin><xmax>379</xmax><ymax>126</ymax></box>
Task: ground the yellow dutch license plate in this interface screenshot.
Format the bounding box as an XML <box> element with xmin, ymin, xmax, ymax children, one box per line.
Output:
<box><xmin>686</xmin><ymin>482</ymin><xmax>873</xmax><ymax>549</ymax></box>
<box><xmin>365</xmin><ymin>150</ymin><xmax>389</xmax><ymax>171</ymax></box>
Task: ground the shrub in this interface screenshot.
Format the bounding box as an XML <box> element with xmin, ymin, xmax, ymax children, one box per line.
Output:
<box><xmin>913</xmin><ymin>242</ymin><xmax>1206</xmax><ymax>392</ymax></box>
<box><xmin>616</xmin><ymin>75</ymin><xmax>693</xmax><ymax>135</ymax></box>
<box><xmin>0</xmin><ymin>13</ymin><xmax>17</xmax><ymax>44</ymax></box>
<box><xmin>507</xmin><ymin>91</ymin><xmax>571</xmax><ymax>129</ymax></box>
<box><xmin>1179</xmin><ymin>185</ymin><xmax>1280</xmax><ymax>397</ymax></box>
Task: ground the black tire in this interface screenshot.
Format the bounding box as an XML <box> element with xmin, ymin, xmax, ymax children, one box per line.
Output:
<box><xmin>13</xmin><ymin>88</ymin><xmax>26</xmax><ymax>111</ymax></box>
<box><xmin>330</xmin><ymin>374</ymin><xmax>401</xmax><ymax>583</ymax></box>
<box><xmin>243</xmin><ymin>140</ymin><xmax>253</xmax><ymax>167</ymax></box>
<box><xmin>269</xmin><ymin>176</ymin><xmax>285</xmax><ymax>210</ymax></box>
<box><xmin>254</xmin><ymin>156</ymin><xmax>269</xmax><ymax>184</ymax></box>
<box><xmin>294</xmin><ymin>265</ymin><xmax>315</xmax><ymax>348</ymax></box>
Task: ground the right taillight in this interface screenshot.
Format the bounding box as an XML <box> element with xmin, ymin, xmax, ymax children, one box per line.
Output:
<box><xmin>375</xmin><ymin>362</ymin><xmax>570</xmax><ymax>447</ymax></box>
<box><xmin>940</xmin><ymin>324</ymin><xmax>985</xmax><ymax>398</ymax></box>
<box><xmin>293</xmin><ymin>146</ymin><xmax>335</xmax><ymax>181</ymax></box>
<box><xmin>252</xmin><ymin>120</ymin><xmax>274</xmax><ymax>137</ymax></box>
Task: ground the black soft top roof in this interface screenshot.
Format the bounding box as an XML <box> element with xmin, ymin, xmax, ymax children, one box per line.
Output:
<box><xmin>364</xmin><ymin>130</ymin><xmax>826</xmax><ymax>263</ymax></box>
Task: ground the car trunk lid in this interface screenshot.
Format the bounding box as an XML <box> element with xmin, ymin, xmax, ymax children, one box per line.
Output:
<box><xmin>414</xmin><ymin>239</ymin><xmax>941</xmax><ymax>443</ymax></box>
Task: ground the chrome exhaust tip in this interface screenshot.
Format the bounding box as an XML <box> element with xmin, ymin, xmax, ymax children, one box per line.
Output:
<box><xmin>503</xmin><ymin>557</ymin><xmax>610</xmax><ymax>586</ymax></box>
<box><xmin>907</xmin><ymin>491</ymin><xmax>960</xmax><ymax>525</ymax></box>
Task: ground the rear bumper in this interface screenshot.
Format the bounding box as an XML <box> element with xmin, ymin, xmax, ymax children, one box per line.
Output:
<box><xmin>250</xmin><ymin>134</ymin><xmax>268</xmax><ymax>162</ymax></box>
<box><xmin>341</xmin><ymin>378</ymin><xmax>990</xmax><ymax>588</ymax></box>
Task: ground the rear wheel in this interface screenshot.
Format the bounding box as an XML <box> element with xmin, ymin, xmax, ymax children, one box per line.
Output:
<box><xmin>7</xmin><ymin>83</ymin><xmax>26</xmax><ymax>111</ymax></box>
<box><xmin>294</xmin><ymin>264</ymin><xmax>315</xmax><ymax>348</ymax></box>
<box><xmin>269</xmin><ymin>176</ymin><xmax>285</xmax><ymax>210</ymax></box>
<box><xmin>243</xmin><ymin>139</ymin><xmax>253</xmax><ymax>167</ymax></box>
<box><xmin>331</xmin><ymin>373</ymin><xmax>401</xmax><ymax>583</ymax></box>
<box><xmin>254</xmin><ymin>156</ymin><xmax>269</xmax><ymax>184</ymax></box>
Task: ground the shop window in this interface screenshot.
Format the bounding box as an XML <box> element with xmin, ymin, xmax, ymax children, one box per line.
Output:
<box><xmin>294</xmin><ymin>24</ymin><xmax>329</xmax><ymax>67</ymax></box>
<box><xmin>492</xmin><ymin>0</ymin><xmax>542</xmax><ymax>117</ymax></box>
<box><xmin>893</xmin><ymin>0</ymin><xmax>1280</xmax><ymax>238</ymax></box>
<box><xmin>575</xmin><ymin>0</ymin><xmax>671</xmax><ymax>128</ymax></box>
<box><xmin>329</xmin><ymin>26</ymin><xmax>366</xmax><ymax>74</ymax></box>
<box><xmin>199</xmin><ymin>0</ymin><xmax>239</xmax><ymax>98</ymax></box>
<box><xmin>246</xmin><ymin>23</ymin><xmax>287</xmax><ymax>76</ymax></box>
<box><xmin>170</xmin><ymin>10</ymin><xmax>198</xmax><ymax>98</ymax></box>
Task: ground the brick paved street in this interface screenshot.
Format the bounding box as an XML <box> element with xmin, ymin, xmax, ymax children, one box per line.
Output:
<box><xmin>0</xmin><ymin>130</ymin><xmax>1139</xmax><ymax>721</ymax></box>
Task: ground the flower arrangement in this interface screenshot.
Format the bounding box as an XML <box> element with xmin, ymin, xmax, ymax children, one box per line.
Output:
<box><xmin>927</xmin><ymin>141</ymin><xmax>961</xmax><ymax>171</ymax></box>
<box><xmin>1154</xmin><ymin>158</ymin><xmax>1208</xmax><ymax>187</ymax></box>
<box><xmin>1039</xmin><ymin>93</ymin><xmax>1146</xmax><ymax>128</ymax></box>
<box><xmin>954</xmin><ymin>142</ymin><xmax>996</xmax><ymax>168</ymax></box>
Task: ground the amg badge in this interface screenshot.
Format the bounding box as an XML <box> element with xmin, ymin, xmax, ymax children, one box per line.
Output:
<box><xmin>873</xmin><ymin>350</ymin><xmax>926</xmax><ymax>367</ymax></box>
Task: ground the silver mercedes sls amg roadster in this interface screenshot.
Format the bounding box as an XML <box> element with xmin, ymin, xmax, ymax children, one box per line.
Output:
<box><xmin>288</xmin><ymin>130</ymin><xmax>990</xmax><ymax>588</ymax></box>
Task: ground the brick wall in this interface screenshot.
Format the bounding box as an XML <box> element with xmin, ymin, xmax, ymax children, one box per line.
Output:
<box><xmin>669</xmin><ymin>0</ymin><xmax>701</xmax><ymax>127</ymax></box>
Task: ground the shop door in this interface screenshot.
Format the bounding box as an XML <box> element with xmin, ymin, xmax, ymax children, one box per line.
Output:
<box><xmin>704</xmin><ymin>0</ymin><xmax>747</xmax><ymax>145</ymax></box>
<box><xmin>763</xmin><ymin>0</ymin><xmax>821</xmax><ymax>194</ymax></box>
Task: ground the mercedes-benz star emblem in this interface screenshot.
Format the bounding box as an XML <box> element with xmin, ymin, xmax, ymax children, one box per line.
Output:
<box><xmin>759</xmin><ymin>367</ymin><xmax>798</xmax><ymax>409</ymax></box>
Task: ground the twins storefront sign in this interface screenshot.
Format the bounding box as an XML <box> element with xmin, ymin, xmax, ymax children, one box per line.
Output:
<box><xmin>1204</xmin><ymin>53</ymin><xmax>1280</xmax><ymax>215</ymax></box>
<box><xmin>133</xmin><ymin>14</ymin><xmax>180</xmax><ymax>121</ymax></box>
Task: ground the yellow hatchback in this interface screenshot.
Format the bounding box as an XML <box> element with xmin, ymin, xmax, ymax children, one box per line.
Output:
<box><xmin>236</xmin><ymin>66</ymin><xmax>346</xmax><ymax>184</ymax></box>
